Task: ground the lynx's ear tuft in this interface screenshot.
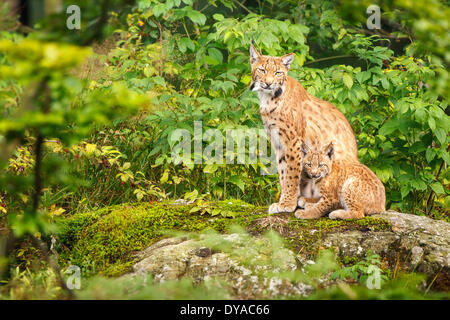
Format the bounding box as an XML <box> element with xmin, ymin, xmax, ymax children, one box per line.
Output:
<box><xmin>323</xmin><ymin>142</ymin><xmax>334</xmax><ymax>160</ymax></box>
<box><xmin>301</xmin><ymin>140</ymin><xmax>311</xmax><ymax>157</ymax></box>
<box><xmin>249</xmin><ymin>43</ymin><xmax>261</xmax><ymax>65</ymax></box>
<box><xmin>281</xmin><ymin>53</ymin><xmax>295</xmax><ymax>69</ymax></box>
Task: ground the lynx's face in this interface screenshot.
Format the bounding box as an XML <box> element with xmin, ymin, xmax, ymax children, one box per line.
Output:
<box><xmin>301</xmin><ymin>142</ymin><xmax>335</xmax><ymax>180</ymax></box>
<box><xmin>249</xmin><ymin>43</ymin><xmax>294</xmax><ymax>98</ymax></box>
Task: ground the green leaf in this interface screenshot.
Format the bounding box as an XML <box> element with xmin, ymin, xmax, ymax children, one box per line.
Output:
<box><xmin>437</xmin><ymin>149</ymin><xmax>450</xmax><ymax>166</ymax></box>
<box><xmin>430</xmin><ymin>182</ymin><xmax>445</xmax><ymax>195</ymax></box>
<box><xmin>379</xmin><ymin>118</ymin><xmax>411</xmax><ymax>136</ymax></box>
<box><xmin>152</xmin><ymin>76</ymin><xmax>166</xmax><ymax>87</ymax></box>
<box><xmin>189</xmin><ymin>206</ymin><xmax>202</xmax><ymax>213</ymax></box>
<box><xmin>153</xmin><ymin>3</ymin><xmax>167</xmax><ymax>17</ymax></box>
<box><xmin>177</xmin><ymin>37</ymin><xmax>195</xmax><ymax>53</ymax></box>
<box><xmin>428</xmin><ymin>117</ymin><xmax>436</xmax><ymax>131</ymax></box>
<box><xmin>203</xmin><ymin>164</ymin><xmax>218</xmax><ymax>173</ymax></box>
<box><xmin>435</xmin><ymin>128</ymin><xmax>446</xmax><ymax>145</ymax></box>
<box><xmin>411</xmin><ymin>179</ymin><xmax>427</xmax><ymax>191</ymax></box>
<box><xmin>208</xmin><ymin>48</ymin><xmax>223</xmax><ymax>64</ymax></box>
<box><xmin>426</xmin><ymin>148</ymin><xmax>435</xmax><ymax>163</ymax></box>
<box><xmin>229</xmin><ymin>175</ymin><xmax>245</xmax><ymax>192</ymax></box>
<box><xmin>355</xmin><ymin>71</ymin><xmax>371</xmax><ymax>84</ymax></box>
<box><xmin>381</xmin><ymin>77</ymin><xmax>390</xmax><ymax>90</ymax></box>
<box><xmin>213</xmin><ymin>13</ymin><xmax>224</xmax><ymax>21</ymax></box>
<box><xmin>343</xmin><ymin>74</ymin><xmax>353</xmax><ymax>89</ymax></box>
<box><xmin>186</xmin><ymin>8</ymin><xmax>206</xmax><ymax>25</ymax></box>
<box><xmin>400</xmin><ymin>185</ymin><xmax>410</xmax><ymax>198</ymax></box>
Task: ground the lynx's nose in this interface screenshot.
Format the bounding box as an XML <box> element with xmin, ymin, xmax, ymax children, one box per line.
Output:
<box><xmin>310</xmin><ymin>172</ymin><xmax>320</xmax><ymax>179</ymax></box>
<box><xmin>264</xmin><ymin>76</ymin><xmax>274</xmax><ymax>88</ymax></box>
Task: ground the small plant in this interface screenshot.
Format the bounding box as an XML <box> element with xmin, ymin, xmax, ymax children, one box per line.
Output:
<box><xmin>331</xmin><ymin>251</ymin><xmax>388</xmax><ymax>288</ymax></box>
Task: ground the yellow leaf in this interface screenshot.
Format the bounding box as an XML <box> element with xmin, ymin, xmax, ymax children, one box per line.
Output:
<box><xmin>50</xmin><ymin>207</ymin><xmax>66</xmax><ymax>216</ymax></box>
<box><xmin>122</xmin><ymin>162</ymin><xmax>131</xmax><ymax>170</ymax></box>
<box><xmin>160</xmin><ymin>170</ymin><xmax>169</xmax><ymax>184</ymax></box>
<box><xmin>85</xmin><ymin>143</ymin><xmax>97</xmax><ymax>156</ymax></box>
<box><xmin>19</xmin><ymin>193</ymin><xmax>29</xmax><ymax>203</ymax></box>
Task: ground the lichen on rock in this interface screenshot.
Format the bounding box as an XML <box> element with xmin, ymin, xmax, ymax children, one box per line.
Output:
<box><xmin>129</xmin><ymin>233</ymin><xmax>313</xmax><ymax>299</ymax></box>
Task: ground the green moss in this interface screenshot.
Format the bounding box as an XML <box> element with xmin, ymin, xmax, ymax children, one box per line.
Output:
<box><xmin>56</xmin><ymin>200</ymin><xmax>265</xmax><ymax>276</ymax></box>
<box><xmin>314</xmin><ymin>219</ymin><xmax>346</xmax><ymax>230</ymax></box>
<box><xmin>355</xmin><ymin>216</ymin><xmax>391</xmax><ymax>231</ymax></box>
<box><xmin>248</xmin><ymin>215</ymin><xmax>392</xmax><ymax>259</ymax></box>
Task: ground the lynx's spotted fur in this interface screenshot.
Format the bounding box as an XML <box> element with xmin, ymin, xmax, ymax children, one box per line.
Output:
<box><xmin>249</xmin><ymin>44</ymin><xmax>358</xmax><ymax>214</ymax></box>
<box><xmin>295</xmin><ymin>141</ymin><xmax>386</xmax><ymax>219</ymax></box>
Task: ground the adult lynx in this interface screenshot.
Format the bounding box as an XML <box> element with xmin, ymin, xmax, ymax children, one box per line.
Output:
<box><xmin>295</xmin><ymin>141</ymin><xmax>386</xmax><ymax>219</ymax></box>
<box><xmin>249</xmin><ymin>44</ymin><xmax>358</xmax><ymax>214</ymax></box>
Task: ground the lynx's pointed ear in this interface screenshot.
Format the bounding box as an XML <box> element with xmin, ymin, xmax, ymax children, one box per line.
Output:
<box><xmin>249</xmin><ymin>43</ymin><xmax>261</xmax><ymax>65</ymax></box>
<box><xmin>323</xmin><ymin>142</ymin><xmax>335</xmax><ymax>160</ymax></box>
<box><xmin>281</xmin><ymin>53</ymin><xmax>295</xmax><ymax>69</ymax></box>
<box><xmin>301</xmin><ymin>140</ymin><xmax>311</xmax><ymax>157</ymax></box>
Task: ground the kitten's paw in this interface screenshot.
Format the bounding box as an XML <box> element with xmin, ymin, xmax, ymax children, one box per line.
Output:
<box><xmin>268</xmin><ymin>202</ymin><xmax>296</xmax><ymax>214</ymax></box>
<box><xmin>329</xmin><ymin>209</ymin><xmax>346</xmax><ymax>220</ymax></box>
<box><xmin>294</xmin><ymin>209</ymin><xmax>306</xmax><ymax>219</ymax></box>
<box><xmin>329</xmin><ymin>209</ymin><xmax>364</xmax><ymax>220</ymax></box>
<box><xmin>297</xmin><ymin>197</ymin><xmax>317</xmax><ymax>210</ymax></box>
<box><xmin>294</xmin><ymin>209</ymin><xmax>316</xmax><ymax>219</ymax></box>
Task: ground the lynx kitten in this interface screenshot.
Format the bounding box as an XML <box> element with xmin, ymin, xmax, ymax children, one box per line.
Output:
<box><xmin>295</xmin><ymin>141</ymin><xmax>386</xmax><ymax>220</ymax></box>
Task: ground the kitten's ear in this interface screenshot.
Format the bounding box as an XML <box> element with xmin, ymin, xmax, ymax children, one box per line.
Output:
<box><xmin>281</xmin><ymin>53</ymin><xmax>295</xmax><ymax>69</ymax></box>
<box><xmin>301</xmin><ymin>140</ymin><xmax>310</xmax><ymax>157</ymax></box>
<box><xmin>249</xmin><ymin>42</ymin><xmax>261</xmax><ymax>65</ymax></box>
<box><xmin>323</xmin><ymin>142</ymin><xmax>334</xmax><ymax>160</ymax></box>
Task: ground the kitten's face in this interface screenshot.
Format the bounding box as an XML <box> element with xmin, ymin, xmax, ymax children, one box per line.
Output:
<box><xmin>249</xmin><ymin>43</ymin><xmax>294</xmax><ymax>98</ymax></box>
<box><xmin>301</xmin><ymin>142</ymin><xmax>334</xmax><ymax>180</ymax></box>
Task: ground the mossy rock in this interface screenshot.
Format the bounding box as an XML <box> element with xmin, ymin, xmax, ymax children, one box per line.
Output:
<box><xmin>55</xmin><ymin>199</ymin><xmax>449</xmax><ymax>290</ymax></box>
<box><xmin>56</xmin><ymin>199</ymin><xmax>267</xmax><ymax>276</ymax></box>
<box><xmin>56</xmin><ymin>198</ymin><xmax>391</xmax><ymax>277</ymax></box>
<box><xmin>246</xmin><ymin>213</ymin><xmax>391</xmax><ymax>258</ymax></box>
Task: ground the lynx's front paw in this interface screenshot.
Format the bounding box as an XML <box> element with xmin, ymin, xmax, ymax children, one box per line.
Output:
<box><xmin>268</xmin><ymin>202</ymin><xmax>297</xmax><ymax>214</ymax></box>
<box><xmin>294</xmin><ymin>209</ymin><xmax>306</xmax><ymax>219</ymax></box>
<box><xmin>329</xmin><ymin>209</ymin><xmax>364</xmax><ymax>220</ymax></box>
<box><xmin>329</xmin><ymin>210</ymin><xmax>346</xmax><ymax>220</ymax></box>
<box><xmin>294</xmin><ymin>208</ymin><xmax>322</xmax><ymax>219</ymax></box>
<box><xmin>297</xmin><ymin>197</ymin><xmax>314</xmax><ymax>210</ymax></box>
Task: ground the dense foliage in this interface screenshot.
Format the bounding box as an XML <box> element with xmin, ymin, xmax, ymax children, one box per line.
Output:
<box><xmin>0</xmin><ymin>0</ymin><xmax>448</xmax><ymax>300</ymax></box>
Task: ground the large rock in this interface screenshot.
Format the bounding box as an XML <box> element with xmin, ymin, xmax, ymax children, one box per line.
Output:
<box><xmin>130</xmin><ymin>210</ymin><xmax>449</xmax><ymax>293</ymax></box>
<box><xmin>322</xmin><ymin>211</ymin><xmax>449</xmax><ymax>290</ymax></box>
<box><xmin>131</xmin><ymin>233</ymin><xmax>313</xmax><ymax>299</ymax></box>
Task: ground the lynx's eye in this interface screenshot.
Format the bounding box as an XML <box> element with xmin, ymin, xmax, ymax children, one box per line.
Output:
<box><xmin>258</xmin><ymin>68</ymin><xmax>266</xmax><ymax>74</ymax></box>
<box><xmin>318</xmin><ymin>164</ymin><xmax>325</xmax><ymax>168</ymax></box>
<box><xmin>306</xmin><ymin>163</ymin><xmax>312</xmax><ymax>167</ymax></box>
<box><xmin>275</xmin><ymin>71</ymin><xmax>284</xmax><ymax>76</ymax></box>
